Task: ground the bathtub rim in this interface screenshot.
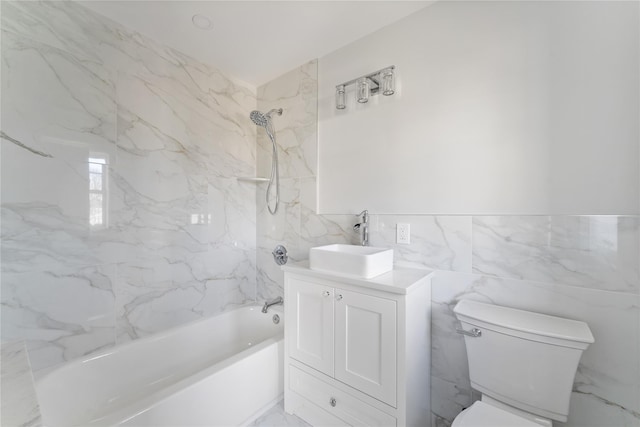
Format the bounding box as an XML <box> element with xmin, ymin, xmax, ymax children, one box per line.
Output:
<box><xmin>93</xmin><ymin>335</ymin><xmax>283</xmax><ymax>426</ymax></box>
<box><xmin>36</xmin><ymin>303</ymin><xmax>284</xmax><ymax>426</ymax></box>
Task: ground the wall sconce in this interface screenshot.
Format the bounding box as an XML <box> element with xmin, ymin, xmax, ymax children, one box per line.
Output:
<box><xmin>336</xmin><ymin>65</ymin><xmax>395</xmax><ymax>110</ymax></box>
<box><xmin>336</xmin><ymin>84</ymin><xmax>346</xmax><ymax>109</ymax></box>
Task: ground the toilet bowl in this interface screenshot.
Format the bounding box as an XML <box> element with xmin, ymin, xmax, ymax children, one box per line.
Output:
<box><xmin>452</xmin><ymin>300</ymin><xmax>594</xmax><ymax>426</ymax></box>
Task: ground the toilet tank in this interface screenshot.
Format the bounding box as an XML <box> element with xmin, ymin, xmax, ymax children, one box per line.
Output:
<box><xmin>453</xmin><ymin>300</ymin><xmax>594</xmax><ymax>423</ymax></box>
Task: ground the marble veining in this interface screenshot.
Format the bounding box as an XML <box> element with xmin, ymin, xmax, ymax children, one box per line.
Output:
<box><xmin>2</xmin><ymin>0</ymin><xmax>257</xmax><ymax>374</ymax></box>
<box><xmin>370</xmin><ymin>215</ymin><xmax>472</xmax><ymax>273</ymax></box>
<box><xmin>0</xmin><ymin>341</ymin><xmax>42</xmax><ymax>427</ymax></box>
<box><xmin>473</xmin><ymin>216</ymin><xmax>639</xmax><ymax>293</ymax></box>
<box><xmin>431</xmin><ymin>270</ymin><xmax>640</xmax><ymax>426</ymax></box>
<box><xmin>2</xmin><ymin>3</ymin><xmax>638</xmax><ymax>426</ymax></box>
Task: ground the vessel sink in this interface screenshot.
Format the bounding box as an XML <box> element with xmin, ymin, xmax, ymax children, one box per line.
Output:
<box><xmin>309</xmin><ymin>244</ymin><xmax>393</xmax><ymax>279</ymax></box>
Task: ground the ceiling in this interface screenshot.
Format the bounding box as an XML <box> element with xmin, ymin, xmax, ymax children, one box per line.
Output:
<box><xmin>78</xmin><ymin>1</ymin><xmax>432</xmax><ymax>88</ymax></box>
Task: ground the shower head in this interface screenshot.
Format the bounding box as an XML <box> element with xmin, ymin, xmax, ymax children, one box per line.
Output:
<box><xmin>250</xmin><ymin>109</ymin><xmax>283</xmax><ymax>128</ymax></box>
<box><xmin>249</xmin><ymin>108</ymin><xmax>283</xmax><ymax>216</ymax></box>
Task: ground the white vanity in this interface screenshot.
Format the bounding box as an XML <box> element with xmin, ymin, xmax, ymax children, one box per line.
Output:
<box><xmin>282</xmin><ymin>260</ymin><xmax>432</xmax><ymax>427</ymax></box>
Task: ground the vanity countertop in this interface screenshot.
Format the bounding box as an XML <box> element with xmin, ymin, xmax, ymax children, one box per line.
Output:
<box><xmin>282</xmin><ymin>261</ymin><xmax>433</xmax><ymax>295</ymax></box>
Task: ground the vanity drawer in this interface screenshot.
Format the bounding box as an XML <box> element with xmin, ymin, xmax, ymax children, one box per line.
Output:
<box><xmin>289</xmin><ymin>366</ymin><xmax>396</xmax><ymax>427</ymax></box>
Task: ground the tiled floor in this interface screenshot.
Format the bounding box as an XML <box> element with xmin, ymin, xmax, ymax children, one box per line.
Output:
<box><xmin>249</xmin><ymin>400</ymin><xmax>310</xmax><ymax>427</ymax></box>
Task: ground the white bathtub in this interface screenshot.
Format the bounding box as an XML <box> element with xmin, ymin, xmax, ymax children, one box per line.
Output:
<box><xmin>36</xmin><ymin>305</ymin><xmax>284</xmax><ymax>426</ymax></box>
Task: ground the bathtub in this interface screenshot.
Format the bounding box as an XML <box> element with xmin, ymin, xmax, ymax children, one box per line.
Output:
<box><xmin>36</xmin><ymin>305</ymin><xmax>284</xmax><ymax>426</ymax></box>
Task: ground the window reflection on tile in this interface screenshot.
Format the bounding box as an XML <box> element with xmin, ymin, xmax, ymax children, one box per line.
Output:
<box><xmin>88</xmin><ymin>155</ymin><xmax>108</xmax><ymax>228</ymax></box>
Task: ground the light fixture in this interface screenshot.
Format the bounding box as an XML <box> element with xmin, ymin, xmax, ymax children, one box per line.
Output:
<box><xmin>356</xmin><ymin>77</ymin><xmax>370</xmax><ymax>103</ymax></box>
<box><xmin>336</xmin><ymin>85</ymin><xmax>346</xmax><ymax>109</ymax></box>
<box><xmin>335</xmin><ymin>65</ymin><xmax>395</xmax><ymax>110</ymax></box>
<box><xmin>192</xmin><ymin>14</ymin><xmax>213</xmax><ymax>30</ymax></box>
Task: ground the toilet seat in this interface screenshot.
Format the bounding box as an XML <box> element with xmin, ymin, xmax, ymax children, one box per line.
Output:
<box><xmin>452</xmin><ymin>401</ymin><xmax>546</xmax><ymax>427</ymax></box>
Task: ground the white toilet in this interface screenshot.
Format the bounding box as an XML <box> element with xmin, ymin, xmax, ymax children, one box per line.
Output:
<box><xmin>452</xmin><ymin>300</ymin><xmax>594</xmax><ymax>427</ymax></box>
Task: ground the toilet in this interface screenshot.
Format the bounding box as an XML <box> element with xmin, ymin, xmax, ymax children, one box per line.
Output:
<box><xmin>452</xmin><ymin>300</ymin><xmax>594</xmax><ymax>427</ymax></box>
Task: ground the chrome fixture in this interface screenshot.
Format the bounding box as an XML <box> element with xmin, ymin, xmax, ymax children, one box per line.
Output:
<box><xmin>456</xmin><ymin>327</ymin><xmax>482</xmax><ymax>338</ymax></box>
<box><xmin>272</xmin><ymin>245</ymin><xmax>288</xmax><ymax>266</ymax></box>
<box><xmin>356</xmin><ymin>77</ymin><xmax>370</xmax><ymax>103</ymax></box>
<box><xmin>336</xmin><ymin>85</ymin><xmax>346</xmax><ymax>110</ymax></box>
<box><xmin>272</xmin><ymin>314</ymin><xmax>280</xmax><ymax>324</ymax></box>
<box><xmin>250</xmin><ymin>108</ymin><xmax>283</xmax><ymax>215</ymax></box>
<box><xmin>353</xmin><ymin>210</ymin><xmax>369</xmax><ymax>246</ymax></box>
<box><xmin>262</xmin><ymin>296</ymin><xmax>283</xmax><ymax>313</ymax></box>
<box><xmin>335</xmin><ymin>66</ymin><xmax>395</xmax><ymax>110</ymax></box>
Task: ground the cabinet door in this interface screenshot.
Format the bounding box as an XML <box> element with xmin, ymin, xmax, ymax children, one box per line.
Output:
<box><xmin>334</xmin><ymin>289</ymin><xmax>397</xmax><ymax>406</ymax></box>
<box><xmin>286</xmin><ymin>277</ymin><xmax>334</xmax><ymax>376</ymax></box>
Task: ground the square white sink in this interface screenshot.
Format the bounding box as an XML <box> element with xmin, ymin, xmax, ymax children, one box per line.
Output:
<box><xmin>309</xmin><ymin>244</ymin><xmax>394</xmax><ymax>279</ymax></box>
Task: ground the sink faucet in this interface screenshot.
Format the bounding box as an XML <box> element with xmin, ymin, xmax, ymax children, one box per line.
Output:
<box><xmin>262</xmin><ymin>296</ymin><xmax>283</xmax><ymax>313</ymax></box>
<box><xmin>353</xmin><ymin>210</ymin><xmax>369</xmax><ymax>246</ymax></box>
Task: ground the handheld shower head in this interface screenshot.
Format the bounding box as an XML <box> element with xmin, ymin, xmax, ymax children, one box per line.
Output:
<box><xmin>250</xmin><ymin>109</ymin><xmax>283</xmax><ymax>128</ymax></box>
<box><xmin>250</xmin><ymin>110</ymin><xmax>268</xmax><ymax>127</ymax></box>
<box><xmin>249</xmin><ymin>108</ymin><xmax>283</xmax><ymax>215</ymax></box>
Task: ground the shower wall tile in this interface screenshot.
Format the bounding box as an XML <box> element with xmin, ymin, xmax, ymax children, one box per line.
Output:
<box><xmin>472</xmin><ymin>216</ymin><xmax>640</xmax><ymax>293</ymax></box>
<box><xmin>112</xmin><ymin>39</ymin><xmax>257</xmax><ymax>341</ymax></box>
<box><xmin>257</xmin><ymin>60</ymin><xmax>318</xmax><ymax>180</ymax></box>
<box><xmin>299</xmin><ymin>177</ymin><xmax>357</xmax><ymax>252</ymax></box>
<box><xmin>0</xmin><ymin>2</ymin><xmax>117</xmax><ymax>160</ymax></box>
<box><xmin>1</xmin><ymin>264</ymin><xmax>117</xmax><ymax>372</ymax></box>
<box><xmin>256</xmin><ymin>60</ymin><xmax>327</xmax><ymax>301</ymax></box>
<box><xmin>431</xmin><ymin>270</ymin><xmax>640</xmax><ymax>427</ymax></box>
<box><xmin>256</xmin><ymin>177</ymin><xmax>301</xmax><ymax>301</ymax></box>
<box><xmin>1</xmin><ymin>341</ymin><xmax>42</xmax><ymax>427</ymax></box>
<box><xmin>2</xmin><ymin>0</ymin><xmax>257</xmax><ymax>373</ymax></box>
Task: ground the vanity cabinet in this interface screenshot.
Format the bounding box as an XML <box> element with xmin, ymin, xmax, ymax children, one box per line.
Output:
<box><xmin>283</xmin><ymin>263</ymin><xmax>432</xmax><ymax>427</ymax></box>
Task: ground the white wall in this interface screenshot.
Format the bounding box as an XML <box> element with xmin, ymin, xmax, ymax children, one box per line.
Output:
<box><xmin>318</xmin><ymin>1</ymin><xmax>639</xmax><ymax>215</ymax></box>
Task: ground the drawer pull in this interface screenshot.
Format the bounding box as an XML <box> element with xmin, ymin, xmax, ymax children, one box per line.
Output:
<box><xmin>323</xmin><ymin>291</ymin><xmax>330</xmax><ymax>297</ymax></box>
<box><xmin>329</xmin><ymin>397</ymin><xmax>337</xmax><ymax>407</ymax></box>
<box><xmin>336</xmin><ymin>294</ymin><xmax>343</xmax><ymax>301</ymax></box>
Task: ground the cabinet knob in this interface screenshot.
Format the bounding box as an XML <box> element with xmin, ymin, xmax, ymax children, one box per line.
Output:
<box><xmin>323</xmin><ymin>291</ymin><xmax>330</xmax><ymax>297</ymax></box>
<box><xmin>329</xmin><ymin>397</ymin><xmax>337</xmax><ymax>407</ymax></box>
<box><xmin>336</xmin><ymin>294</ymin><xmax>343</xmax><ymax>301</ymax></box>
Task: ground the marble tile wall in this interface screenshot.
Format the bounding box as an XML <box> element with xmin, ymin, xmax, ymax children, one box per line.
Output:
<box><xmin>1</xmin><ymin>0</ymin><xmax>257</xmax><ymax>374</ymax></box>
<box><xmin>2</xmin><ymin>3</ymin><xmax>638</xmax><ymax>427</ymax></box>
<box><xmin>370</xmin><ymin>215</ymin><xmax>639</xmax><ymax>426</ymax></box>
<box><xmin>255</xmin><ymin>60</ymin><xmax>360</xmax><ymax>301</ymax></box>
<box><xmin>1</xmin><ymin>341</ymin><xmax>42</xmax><ymax>427</ymax></box>
<box><xmin>254</xmin><ymin>54</ymin><xmax>638</xmax><ymax>427</ymax></box>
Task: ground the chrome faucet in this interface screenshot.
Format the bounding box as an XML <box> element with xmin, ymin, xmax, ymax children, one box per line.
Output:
<box><xmin>262</xmin><ymin>296</ymin><xmax>283</xmax><ymax>313</ymax></box>
<box><xmin>353</xmin><ymin>210</ymin><xmax>369</xmax><ymax>246</ymax></box>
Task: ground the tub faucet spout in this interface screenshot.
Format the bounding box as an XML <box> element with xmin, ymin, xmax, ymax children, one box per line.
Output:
<box><xmin>262</xmin><ymin>296</ymin><xmax>283</xmax><ymax>313</ymax></box>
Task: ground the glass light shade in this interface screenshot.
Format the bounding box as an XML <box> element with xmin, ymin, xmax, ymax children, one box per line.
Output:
<box><xmin>380</xmin><ymin>68</ymin><xmax>395</xmax><ymax>96</ymax></box>
<box><xmin>356</xmin><ymin>77</ymin><xmax>370</xmax><ymax>103</ymax></box>
<box><xmin>336</xmin><ymin>85</ymin><xmax>346</xmax><ymax>110</ymax></box>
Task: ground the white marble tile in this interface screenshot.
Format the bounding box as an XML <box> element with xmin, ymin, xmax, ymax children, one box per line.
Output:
<box><xmin>472</xmin><ymin>216</ymin><xmax>640</xmax><ymax>293</ymax></box>
<box><xmin>1</xmin><ymin>341</ymin><xmax>42</xmax><ymax>427</ymax></box>
<box><xmin>1</xmin><ymin>265</ymin><xmax>116</xmax><ymax>373</ymax></box>
<box><xmin>298</xmin><ymin>179</ymin><xmax>358</xmax><ymax>252</ymax></box>
<box><xmin>371</xmin><ymin>215</ymin><xmax>472</xmax><ymax>272</ymax></box>
<box><xmin>431</xmin><ymin>270</ymin><xmax>640</xmax><ymax>426</ymax></box>
<box><xmin>257</xmin><ymin>60</ymin><xmax>318</xmax><ymax>179</ymax></box>
<box><xmin>2</xmin><ymin>0</ymin><xmax>258</xmax><ymax>373</ymax></box>
<box><xmin>1</xmin><ymin>8</ymin><xmax>116</xmax><ymax>162</ymax></box>
<box><xmin>256</xmin><ymin>177</ymin><xmax>301</xmax><ymax>301</ymax></box>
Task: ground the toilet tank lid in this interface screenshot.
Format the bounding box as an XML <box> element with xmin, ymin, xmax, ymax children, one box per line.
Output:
<box><xmin>454</xmin><ymin>300</ymin><xmax>594</xmax><ymax>344</ymax></box>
